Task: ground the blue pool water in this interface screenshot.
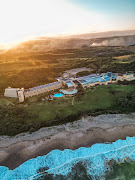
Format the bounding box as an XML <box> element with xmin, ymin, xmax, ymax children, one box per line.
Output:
<box><xmin>54</xmin><ymin>93</ymin><xmax>63</xmax><ymax>97</ymax></box>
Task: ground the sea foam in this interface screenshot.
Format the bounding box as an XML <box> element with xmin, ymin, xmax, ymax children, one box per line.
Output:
<box><xmin>1</xmin><ymin>136</ymin><xmax>135</xmax><ymax>179</ymax></box>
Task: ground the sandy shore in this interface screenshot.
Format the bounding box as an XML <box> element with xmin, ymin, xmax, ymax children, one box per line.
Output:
<box><xmin>0</xmin><ymin>113</ymin><xmax>135</xmax><ymax>169</ymax></box>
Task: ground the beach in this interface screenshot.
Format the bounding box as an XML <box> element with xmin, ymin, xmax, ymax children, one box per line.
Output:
<box><xmin>0</xmin><ymin>113</ymin><xmax>135</xmax><ymax>170</ymax></box>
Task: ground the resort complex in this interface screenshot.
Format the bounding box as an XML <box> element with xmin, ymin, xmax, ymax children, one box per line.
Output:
<box><xmin>4</xmin><ymin>68</ymin><xmax>135</xmax><ymax>102</ymax></box>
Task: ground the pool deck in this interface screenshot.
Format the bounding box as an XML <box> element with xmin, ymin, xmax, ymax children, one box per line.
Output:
<box><xmin>60</xmin><ymin>89</ymin><xmax>78</xmax><ymax>95</ymax></box>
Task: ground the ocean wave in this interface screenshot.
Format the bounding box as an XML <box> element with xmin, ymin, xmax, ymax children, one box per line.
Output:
<box><xmin>1</xmin><ymin>136</ymin><xmax>135</xmax><ymax>180</ymax></box>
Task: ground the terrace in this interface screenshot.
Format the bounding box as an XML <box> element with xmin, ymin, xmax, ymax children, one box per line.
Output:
<box><xmin>65</xmin><ymin>80</ymin><xmax>74</xmax><ymax>88</ymax></box>
<box><xmin>60</xmin><ymin>88</ymin><xmax>78</xmax><ymax>95</ymax></box>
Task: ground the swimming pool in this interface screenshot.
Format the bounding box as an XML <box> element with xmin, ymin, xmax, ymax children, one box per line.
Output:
<box><xmin>54</xmin><ymin>93</ymin><xmax>63</xmax><ymax>97</ymax></box>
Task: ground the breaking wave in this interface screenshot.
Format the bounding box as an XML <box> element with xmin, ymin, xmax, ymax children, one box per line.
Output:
<box><xmin>1</xmin><ymin>137</ymin><xmax>135</xmax><ymax>179</ymax></box>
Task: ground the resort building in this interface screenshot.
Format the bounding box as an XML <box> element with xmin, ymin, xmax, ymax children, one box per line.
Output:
<box><xmin>64</xmin><ymin>80</ymin><xmax>78</xmax><ymax>88</ymax></box>
<box><xmin>4</xmin><ymin>87</ymin><xmax>25</xmax><ymax>102</ymax></box>
<box><xmin>56</xmin><ymin>77</ymin><xmax>63</xmax><ymax>82</ymax></box>
<box><xmin>76</xmin><ymin>73</ymin><xmax>112</xmax><ymax>88</ymax></box>
<box><xmin>122</xmin><ymin>73</ymin><xmax>135</xmax><ymax>81</ymax></box>
<box><xmin>4</xmin><ymin>82</ymin><xmax>62</xmax><ymax>102</ymax></box>
<box><xmin>24</xmin><ymin>82</ymin><xmax>62</xmax><ymax>98</ymax></box>
<box><xmin>62</xmin><ymin>73</ymin><xmax>69</xmax><ymax>79</ymax></box>
<box><xmin>4</xmin><ymin>71</ymin><xmax>134</xmax><ymax>103</ymax></box>
<box><xmin>4</xmin><ymin>87</ymin><xmax>20</xmax><ymax>98</ymax></box>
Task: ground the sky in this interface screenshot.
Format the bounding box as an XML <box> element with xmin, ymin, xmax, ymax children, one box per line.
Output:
<box><xmin>0</xmin><ymin>0</ymin><xmax>135</xmax><ymax>47</ymax></box>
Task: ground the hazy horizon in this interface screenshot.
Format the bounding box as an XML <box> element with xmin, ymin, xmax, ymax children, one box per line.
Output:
<box><xmin>0</xmin><ymin>0</ymin><xmax>135</xmax><ymax>48</ymax></box>
<box><xmin>0</xmin><ymin>29</ymin><xmax>135</xmax><ymax>50</ymax></box>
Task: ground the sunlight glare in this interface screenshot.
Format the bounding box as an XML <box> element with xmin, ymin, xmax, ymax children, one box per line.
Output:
<box><xmin>0</xmin><ymin>0</ymin><xmax>120</xmax><ymax>47</ymax></box>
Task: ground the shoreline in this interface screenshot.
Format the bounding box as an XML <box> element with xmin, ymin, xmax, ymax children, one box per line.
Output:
<box><xmin>0</xmin><ymin>113</ymin><xmax>135</xmax><ymax>170</ymax></box>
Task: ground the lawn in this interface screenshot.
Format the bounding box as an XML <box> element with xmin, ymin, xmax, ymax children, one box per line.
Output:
<box><xmin>24</xmin><ymin>84</ymin><xmax>135</xmax><ymax>123</ymax></box>
<box><xmin>0</xmin><ymin>45</ymin><xmax>135</xmax><ymax>135</ymax></box>
<box><xmin>0</xmin><ymin>84</ymin><xmax>135</xmax><ymax>136</ymax></box>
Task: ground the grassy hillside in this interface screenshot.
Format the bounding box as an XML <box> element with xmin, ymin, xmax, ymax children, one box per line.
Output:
<box><xmin>113</xmin><ymin>54</ymin><xmax>135</xmax><ymax>63</ymax></box>
<box><xmin>0</xmin><ymin>43</ymin><xmax>135</xmax><ymax>136</ymax></box>
<box><xmin>0</xmin><ymin>45</ymin><xmax>135</xmax><ymax>96</ymax></box>
<box><xmin>0</xmin><ymin>84</ymin><xmax>135</xmax><ymax>136</ymax></box>
<box><xmin>105</xmin><ymin>160</ymin><xmax>135</xmax><ymax>180</ymax></box>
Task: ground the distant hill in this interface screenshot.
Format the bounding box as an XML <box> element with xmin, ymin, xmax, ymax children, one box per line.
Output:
<box><xmin>91</xmin><ymin>35</ymin><xmax>135</xmax><ymax>46</ymax></box>
<box><xmin>1</xmin><ymin>30</ymin><xmax>135</xmax><ymax>54</ymax></box>
<box><xmin>63</xmin><ymin>30</ymin><xmax>135</xmax><ymax>39</ymax></box>
<box><xmin>8</xmin><ymin>35</ymin><xmax>135</xmax><ymax>54</ymax></box>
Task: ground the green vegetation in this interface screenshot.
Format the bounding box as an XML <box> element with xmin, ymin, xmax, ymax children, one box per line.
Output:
<box><xmin>105</xmin><ymin>160</ymin><xmax>135</xmax><ymax>180</ymax></box>
<box><xmin>37</xmin><ymin>159</ymin><xmax>135</xmax><ymax>180</ymax></box>
<box><xmin>0</xmin><ymin>45</ymin><xmax>135</xmax><ymax>136</ymax></box>
<box><xmin>0</xmin><ymin>45</ymin><xmax>135</xmax><ymax>96</ymax></box>
<box><xmin>37</xmin><ymin>162</ymin><xmax>92</xmax><ymax>180</ymax></box>
<box><xmin>0</xmin><ymin>84</ymin><xmax>135</xmax><ymax>136</ymax></box>
<box><xmin>113</xmin><ymin>54</ymin><xmax>135</xmax><ymax>64</ymax></box>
